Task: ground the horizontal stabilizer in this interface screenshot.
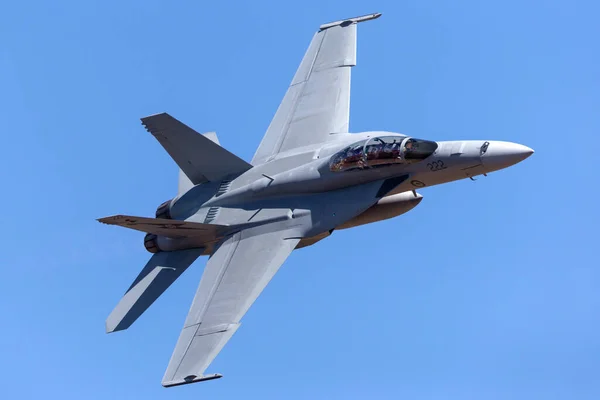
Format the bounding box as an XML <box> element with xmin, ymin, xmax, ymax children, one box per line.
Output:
<box><xmin>141</xmin><ymin>113</ymin><xmax>252</xmax><ymax>184</ymax></box>
<box><xmin>97</xmin><ymin>214</ymin><xmax>228</xmax><ymax>239</ymax></box>
<box><xmin>106</xmin><ymin>249</ymin><xmax>203</xmax><ymax>333</ymax></box>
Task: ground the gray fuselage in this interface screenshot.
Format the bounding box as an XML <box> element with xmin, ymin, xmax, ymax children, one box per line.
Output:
<box><xmin>164</xmin><ymin>131</ymin><xmax>532</xmax><ymax>250</ymax></box>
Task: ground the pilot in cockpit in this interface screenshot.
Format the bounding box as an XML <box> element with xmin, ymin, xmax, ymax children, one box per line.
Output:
<box><xmin>329</xmin><ymin>136</ymin><xmax>437</xmax><ymax>172</ymax></box>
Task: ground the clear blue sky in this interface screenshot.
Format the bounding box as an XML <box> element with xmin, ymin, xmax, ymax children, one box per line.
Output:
<box><xmin>1</xmin><ymin>1</ymin><xmax>599</xmax><ymax>399</ymax></box>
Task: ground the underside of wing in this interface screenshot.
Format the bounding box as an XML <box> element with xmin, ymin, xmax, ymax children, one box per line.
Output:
<box><xmin>251</xmin><ymin>13</ymin><xmax>381</xmax><ymax>165</ymax></box>
<box><xmin>162</xmin><ymin>225</ymin><xmax>301</xmax><ymax>387</ymax></box>
<box><xmin>97</xmin><ymin>214</ymin><xmax>227</xmax><ymax>239</ymax></box>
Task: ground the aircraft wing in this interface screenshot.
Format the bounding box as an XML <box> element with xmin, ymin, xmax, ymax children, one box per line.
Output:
<box><xmin>162</xmin><ymin>225</ymin><xmax>301</xmax><ymax>387</ymax></box>
<box><xmin>251</xmin><ymin>13</ymin><xmax>381</xmax><ymax>165</ymax></box>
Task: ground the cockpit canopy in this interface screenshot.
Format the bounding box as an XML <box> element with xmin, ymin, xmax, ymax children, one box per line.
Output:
<box><xmin>329</xmin><ymin>136</ymin><xmax>438</xmax><ymax>172</ymax></box>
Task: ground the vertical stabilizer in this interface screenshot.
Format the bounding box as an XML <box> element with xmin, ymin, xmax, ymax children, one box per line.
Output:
<box><xmin>177</xmin><ymin>132</ymin><xmax>221</xmax><ymax>195</ymax></box>
<box><xmin>141</xmin><ymin>113</ymin><xmax>252</xmax><ymax>186</ymax></box>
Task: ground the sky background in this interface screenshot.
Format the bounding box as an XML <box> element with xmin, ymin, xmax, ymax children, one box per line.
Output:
<box><xmin>1</xmin><ymin>0</ymin><xmax>599</xmax><ymax>399</ymax></box>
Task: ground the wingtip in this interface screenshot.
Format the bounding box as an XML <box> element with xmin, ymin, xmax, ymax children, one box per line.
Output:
<box><xmin>319</xmin><ymin>12</ymin><xmax>382</xmax><ymax>30</ymax></box>
<box><xmin>162</xmin><ymin>374</ymin><xmax>223</xmax><ymax>388</ymax></box>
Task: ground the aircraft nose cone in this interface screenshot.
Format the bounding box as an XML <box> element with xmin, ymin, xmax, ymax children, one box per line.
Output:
<box><xmin>482</xmin><ymin>141</ymin><xmax>534</xmax><ymax>172</ymax></box>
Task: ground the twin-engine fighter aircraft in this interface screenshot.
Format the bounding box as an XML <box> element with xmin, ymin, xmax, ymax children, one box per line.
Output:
<box><xmin>99</xmin><ymin>13</ymin><xmax>533</xmax><ymax>387</ymax></box>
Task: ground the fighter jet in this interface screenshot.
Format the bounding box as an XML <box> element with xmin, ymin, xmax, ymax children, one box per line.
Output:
<box><xmin>99</xmin><ymin>12</ymin><xmax>533</xmax><ymax>387</ymax></box>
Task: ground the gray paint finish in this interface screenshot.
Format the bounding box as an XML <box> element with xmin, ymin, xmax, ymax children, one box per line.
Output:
<box><xmin>106</xmin><ymin>249</ymin><xmax>203</xmax><ymax>333</ymax></box>
<box><xmin>251</xmin><ymin>21</ymin><xmax>357</xmax><ymax>164</ymax></box>
<box><xmin>100</xmin><ymin>12</ymin><xmax>534</xmax><ymax>388</ymax></box>
<box><xmin>142</xmin><ymin>113</ymin><xmax>252</xmax><ymax>184</ymax></box>
<box><xmin>162</xmin><ymin>228</ymin><xmax>301</xmax><ymax>386</ymax></box>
